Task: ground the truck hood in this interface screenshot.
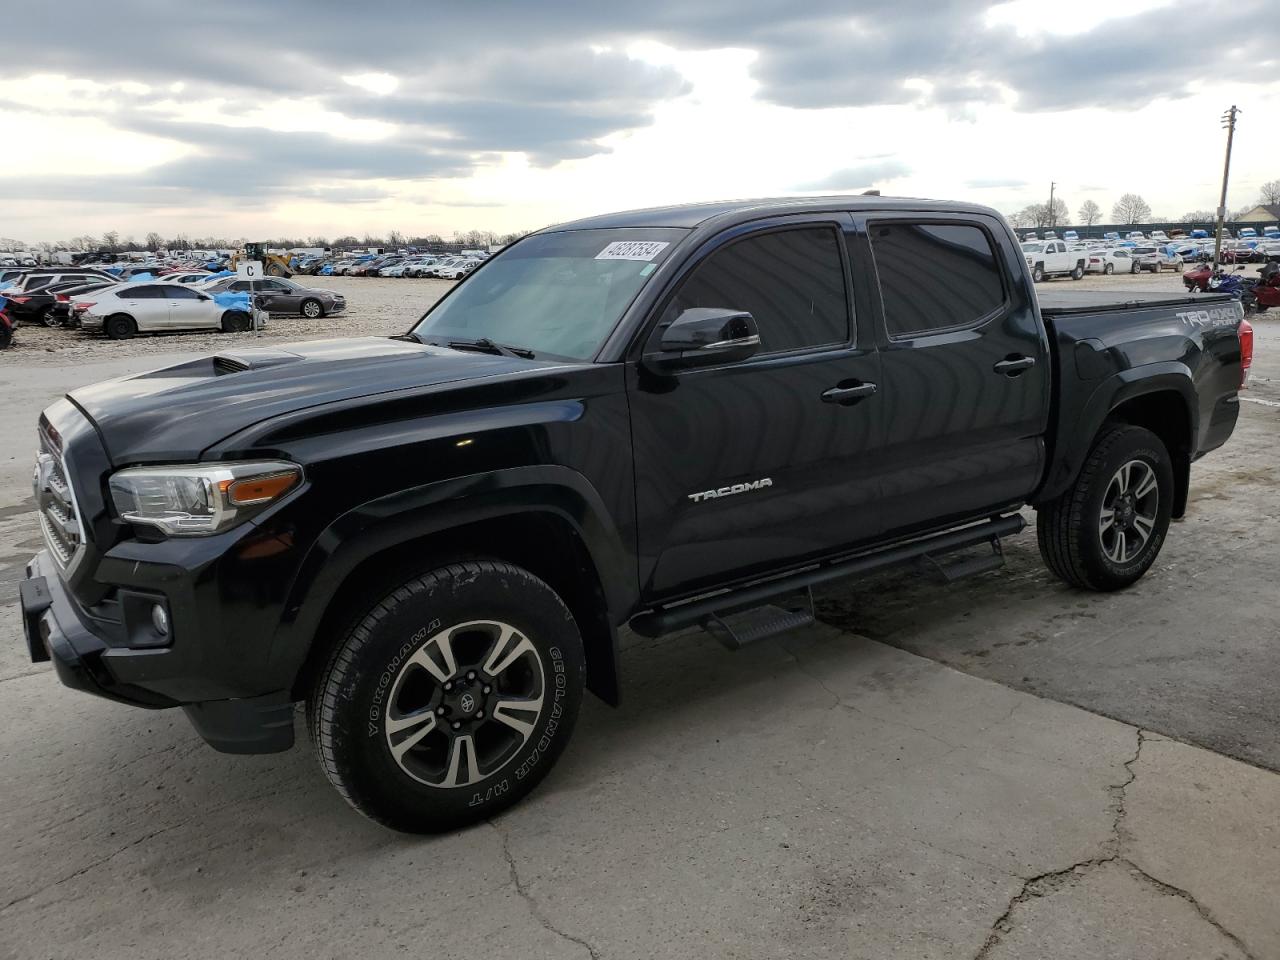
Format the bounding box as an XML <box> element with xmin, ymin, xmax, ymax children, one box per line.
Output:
<box><xmin>69</xmin><ymin>336</ymin><xmax>564</xmax><ymax>464</ymax></box>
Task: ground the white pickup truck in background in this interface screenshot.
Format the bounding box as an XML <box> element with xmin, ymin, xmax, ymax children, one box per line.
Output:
<box><xmin>1020</xmin><ymin>240</ymin><xmax>1087</xmax><ymax>282</ymax></box>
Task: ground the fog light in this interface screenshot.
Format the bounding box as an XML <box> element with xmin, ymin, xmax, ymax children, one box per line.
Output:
<box><xmin>151</xmin><ymin>604</ymin><xmax>169</xmax><ymax>636</ymax></box>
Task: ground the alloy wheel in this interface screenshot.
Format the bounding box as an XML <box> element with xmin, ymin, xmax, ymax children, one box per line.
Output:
<box><xmin>1099</xmin><ymin>459</ymin><xmax>1159</xmax><ymax>564</ymax></box>
<box><xmin>384</xmin><ymin>620</ymin><xmax>545</xmax><ymax>788</ymax></box>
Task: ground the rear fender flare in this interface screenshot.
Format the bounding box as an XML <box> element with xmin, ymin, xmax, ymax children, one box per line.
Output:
<box><xmin>1036</xmin><ymin>364</ymin><xmax>1197</xmax><ymax>504</ymax></box>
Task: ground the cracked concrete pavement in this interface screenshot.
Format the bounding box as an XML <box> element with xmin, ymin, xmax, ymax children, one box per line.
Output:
<box><xmin>3</xmin><ymin>621</ymin><xmax>1275</xmax><ymax>959</ymax></box>
<box><xmin>2</xmin><ymin>276</ymin><xmax>1278</xmax><ymax>959</ymax></box>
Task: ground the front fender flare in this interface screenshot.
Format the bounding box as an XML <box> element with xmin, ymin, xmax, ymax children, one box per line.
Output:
<box><xmin>271</xmin><ymin>465</ymin><xmax>636</xmax><ymax>692</ymax></box>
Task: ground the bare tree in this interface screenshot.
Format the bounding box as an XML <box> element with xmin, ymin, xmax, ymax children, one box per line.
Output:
<box><xmin>144</xmin><ymin>232</ymin><xmax>163</xmax><ymax>252</ymax></box>
<box><xmin>1259</xmin><ymin>180</ymin><xmax>1280</xmax><ymax>206</ymax></box>
<box><xmin>1179</xmin><ymin>211</ymin><xmax>1216</xmax><ymax>223</ymax></box>
<box><xmin>101</xmin><ymin>230</ymin><xmax>120</xmax><ymax>252</ymax></box>
<box><xmin>1077</xmin><ymin>200</ymin><xmax>1101</xmax><ymax>226</ymax></box>
<box><xmin>1112</xmin><ymin>194</ymin><xmax>1152</xmax><ymax>224</ymax></box>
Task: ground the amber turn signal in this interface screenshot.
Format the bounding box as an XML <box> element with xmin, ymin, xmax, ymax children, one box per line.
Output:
<box><xmin>227</xmin><ymin>470</ymin><xmax>300</xmax><ymax>506</ymax></box>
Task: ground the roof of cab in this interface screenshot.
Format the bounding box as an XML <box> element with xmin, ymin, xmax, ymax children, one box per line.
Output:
<box><xmin>543</xmin><ymin>195</ymin><xmax>999</xmax><ymax>232</ymax></box>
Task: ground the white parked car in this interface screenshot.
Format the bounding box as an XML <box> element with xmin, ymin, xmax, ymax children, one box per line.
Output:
<box><xmin>74</xmin><ymin>281</ymin><xmax>259</xmax><ymax>340</ymax></box>
<box><xmin>1085</xmin><ymin>248</ymin><xmax>1136</xmax><ymax>275</ymax></box>
<box><xmin>435</xmin><ymin>258</ymin><xmax>481</xmax><ymax>280</ymax></box>
<box><xmin>1020</xmin><ymin>240</ymin><xmax>1087</xmax><ymax>282</ymax></box>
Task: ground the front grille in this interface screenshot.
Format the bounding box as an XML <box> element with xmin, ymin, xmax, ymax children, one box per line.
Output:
<box><xmin>35</xmin><ymin>424</ymin><xmax>84</xmax><ymax>569</ymax></box>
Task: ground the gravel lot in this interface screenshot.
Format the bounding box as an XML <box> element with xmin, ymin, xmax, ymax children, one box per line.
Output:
<box><xmin>3</xmin><ymin>276</ymin><xmax>455</xmax><ymax>365</ymax></box>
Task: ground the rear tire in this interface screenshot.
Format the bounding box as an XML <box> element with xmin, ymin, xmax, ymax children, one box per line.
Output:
<box><xmin>307</xmin><ymin>560</ymin><xmax>585</xmax><ymax>833</ymax></box>
<box><xmin>105</xmin><ymin>314</ymin><xmax>136</xmax><ymax>340</ymax></box>
<box><xmin>1036</xmin><ymin>424</ymin><xmax>1173</xmax><ymax>591</ymax></box>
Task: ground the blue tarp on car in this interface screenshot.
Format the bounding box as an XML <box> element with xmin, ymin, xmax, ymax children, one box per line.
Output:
<box><xmin>211</xmin><ymin>291</ymin><xmax>252</xmax><ymax>312</ymax></box>
<box><xmin>126</xmin><ymin>272</ymin><xmax>155</xmax><ymax>282</ymax></box>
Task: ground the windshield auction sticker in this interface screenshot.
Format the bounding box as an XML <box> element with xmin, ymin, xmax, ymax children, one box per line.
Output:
<box><xmin>595</xmin><ymin>240</ymin><xmax>670</xmax><ymax>261</ymax></box>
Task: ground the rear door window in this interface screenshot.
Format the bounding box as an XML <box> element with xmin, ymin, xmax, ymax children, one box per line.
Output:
<box><xmin>869</xmin><ymin>222</ymin><xmax>1007</xmax><ymax>338</ymax></box>
<box><xmin>666</xmin><ymin>226</ymin><xmax>850</xmax><ymax>354</ymax></box>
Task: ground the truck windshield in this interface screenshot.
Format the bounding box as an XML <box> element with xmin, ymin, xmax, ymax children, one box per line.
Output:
<box><xmin>411</xmin><ymin>228</ymin><xmax>686</xmax><ymax>360</ymax></box>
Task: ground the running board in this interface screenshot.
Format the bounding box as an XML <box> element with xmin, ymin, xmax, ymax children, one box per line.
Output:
<box><xmin>918</xmin><ymin>537</ymin><xmax>1006</xmax><ymax>583</ymax></box>
<box><xmin>702</xmin><ymin>589</ymin><xmax>815</xmax><ymax>650</ymax></box>
<box><xmin>629</xmin><ymin>514</ymin><xmax>1025</xmax><ymax>638</ymax></box>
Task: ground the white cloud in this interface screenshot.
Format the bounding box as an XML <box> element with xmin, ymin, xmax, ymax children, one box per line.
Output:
<box><xmin>342</xmin><ymin>72</ymin><xmax>400</xmax><ymax>96</ymax></box>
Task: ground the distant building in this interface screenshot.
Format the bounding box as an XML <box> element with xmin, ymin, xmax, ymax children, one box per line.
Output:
<box><xmin>1238</xmin><ymin>204</ymin><xmax>1280</xmax><ymax>223</ymax></box>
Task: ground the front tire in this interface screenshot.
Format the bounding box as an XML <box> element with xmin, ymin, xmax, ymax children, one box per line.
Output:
<box><xmin>1032</xmin><ymin>264</ymin><xmax>1045</xmax><ymax>283</ymax></box>
<box><xmin>300</xmin><ymin>298</ymin><xmax>324</xmax><ymax>319</ymax></box>
<box><xmin>1036</xmin><ymin>424</ymin><xmax>1173</xmax><ymax>591</ymax></box>
<box><xmin>308</xmin><ymin>560</ymin><xmax>585</xmax><ymax>833</ymax></box>
<box><xmin>221</xmin><ymin>310</ymin><xmax>252</xmax><ymax>332</ymax></box>
<box><xmin>1104</xmin><ymin>263</ymin><xmax>1114</xmax><ymax>275</ymax></box>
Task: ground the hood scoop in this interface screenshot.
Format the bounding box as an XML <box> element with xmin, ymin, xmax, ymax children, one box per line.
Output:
<box><xmin>211</xmin><ymin>348</ymin><xmax>305</xmax><ymax>375</ymax></box>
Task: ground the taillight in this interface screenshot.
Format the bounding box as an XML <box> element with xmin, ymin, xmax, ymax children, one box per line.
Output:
<box><xmin>55</xmin><ymin>293</ymin><xmax>70</xmax><ymax>301</ymax></box>
<box><xmin>72</xmin><ymin>301</ymin><xmax>95</xmax><ymax>312</ymax></box>
<box><xmin>1239</xmin><ymin>317</ymin><xmax>1253</xmax><ymax>389</ymax></box>
<box><xmin>8</xmin><ymin>296</ymin><xmax>29</xmax><ymax>304</ymax></box>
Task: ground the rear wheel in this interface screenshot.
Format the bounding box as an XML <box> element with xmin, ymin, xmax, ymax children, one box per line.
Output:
<box><xmin>300</xmin><ymin>298</ymin><xmax>323</xmax><ymax>319</ymax></box>
<box><xmin>105</xmin><ymin>314</ymin><xmax>136</xmax><ymax>340</ymax></box>
<box><xmin>308</xmin><ymin>560</ymin><xmax>585</xmax><ymax>832</ymax></box>
<box><xmin>1036</xmin><ymin>424</ymin><xmax>1172</xmax><ymax>591</ymax></box>
<box><xmin>221</xmin><ymin>310</ymin><xmax>252</xmax><ymax>333</ymax></box>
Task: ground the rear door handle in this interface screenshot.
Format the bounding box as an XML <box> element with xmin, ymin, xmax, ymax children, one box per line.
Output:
<box><xmin>821</xmin><ymin>382</ymin><xmax>877</xmax><ymax>404</ymax></box>
<box><xmin>993</xmin><ymin>356</ymin><xmax>1036</xmax><ymax>376</ymax></box>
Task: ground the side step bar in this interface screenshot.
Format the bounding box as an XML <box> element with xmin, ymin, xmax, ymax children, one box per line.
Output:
<box><xmin>629</xmin><ymin>514</ymin><xmax>1025</xmax><ymax>639</ymax></box>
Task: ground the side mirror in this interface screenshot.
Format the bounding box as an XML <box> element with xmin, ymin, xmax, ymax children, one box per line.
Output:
<box><xmin>646</xmin><ymin>307</ymin><xmax>760</xmax><ymax>371</ymax></box>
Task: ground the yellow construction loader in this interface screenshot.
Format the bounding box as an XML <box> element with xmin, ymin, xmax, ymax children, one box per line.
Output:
<box><xmin>229</xmin><ymin>242</ymin><xmax>294</xmax><ymax>278</ymax></box>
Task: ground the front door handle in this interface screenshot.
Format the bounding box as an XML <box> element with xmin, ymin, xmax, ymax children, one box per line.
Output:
<box><xmin>993</xmin><ymin>355</ymin><xmax>1036</xmax><ymax>376</ymax></box>
<box><xmin>821</xmin><ymin>382</ymin><xmax>878</xmax><ymax>405</ymax></box>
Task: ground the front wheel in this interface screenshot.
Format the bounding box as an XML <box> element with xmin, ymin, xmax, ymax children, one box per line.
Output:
<box><xmin>1104</xmin><ymin>263</ymin><xmax>1115</xmax><ymax>275</ymax></box>
<box><xmin>308</xmin><ymin>560</ymin><xmax>585</xmax><ymax>832</ymax></box>
<box><xmin>300</xmin><ymin>298</ymin><xmax>324</xmax><ymax>319</ymax></box>
<box><xmin>221</xmin><ymin>310</ymin><xmax>252</xmax><ymax>332</ymax></box>
<box><xmin>1036</xmin><ymin>424</ymin><xmax>1173</xmax><ymax>591</ymax></box>
<box><xmin>1032</xmin><ymin>264</ymin><xmax>1045</xmax><ymax>283</ymax></box>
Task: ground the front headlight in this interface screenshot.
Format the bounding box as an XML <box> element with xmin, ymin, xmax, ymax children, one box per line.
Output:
<box><xmin>108</xmin><ymin>461</ymin><xmax>302</xmax><ymax>536</ymax></box>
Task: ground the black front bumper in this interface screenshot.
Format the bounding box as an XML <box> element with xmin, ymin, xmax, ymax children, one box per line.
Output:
<box><xmin>21</xmin><ymin>550</ymin><xmax>295</xmax><ymax>754</ymax></box>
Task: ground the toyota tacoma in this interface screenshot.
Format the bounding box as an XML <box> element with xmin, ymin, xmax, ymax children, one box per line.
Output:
<box><xmin>20</xmin><ymin>196</ymin><xmax>1251</xmax><ymax>831</ymax></box>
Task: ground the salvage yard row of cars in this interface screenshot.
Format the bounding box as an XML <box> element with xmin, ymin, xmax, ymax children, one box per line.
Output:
<box><xmin>0</xmin><ymin>264</ymin><xmax>347</xmax><ymax>348</ymax></box>
<box><xmin>1018</xmin><ymin>227</ymin><xmax>1280</xmax><ymax>282</ymax></box>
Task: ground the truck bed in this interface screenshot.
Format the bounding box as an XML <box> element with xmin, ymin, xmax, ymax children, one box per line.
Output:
<box><xmin>1036</xmin><ymin>288</ymin><xmax>1236</xmax><ymax>315</ymax></box>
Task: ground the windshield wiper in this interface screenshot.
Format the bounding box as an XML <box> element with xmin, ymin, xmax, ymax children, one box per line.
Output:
<box><xmin>442</xmin><ymin>336</ymin><xmax>536</xmax><ymax>359</ymax></box>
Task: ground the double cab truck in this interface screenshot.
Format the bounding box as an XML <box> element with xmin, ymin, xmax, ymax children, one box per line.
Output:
<box><xmin>20</xmin><ymin>196</ymin><xmax>1251</xmax><ymax>832</ymax></box>
<box><xmin>1019</xmin><ymin>238</ymin><xmax>1087</xmax><ymax>282</ymax></box>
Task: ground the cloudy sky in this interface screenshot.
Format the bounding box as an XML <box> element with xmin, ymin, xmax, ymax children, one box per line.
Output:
<box><xmin>1</xmin><ymin>0</ymin><xmax>1277</xmax><ymax>243</ymax></box>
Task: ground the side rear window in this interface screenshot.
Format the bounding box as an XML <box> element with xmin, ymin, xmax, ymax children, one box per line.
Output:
<box><xmin>122</xmin><ymin>285</ymin><xmax>160</xmax><ymax>299</ymax></box>
<box><xmin>870</xmin><ymin>222</ymin><xmax>1006</xmax><ymax>338</ymax></box>
<box><xmin>667</xmin><ymin>226</ymin><xmax>849</xmax><ymax>354</ymax></box>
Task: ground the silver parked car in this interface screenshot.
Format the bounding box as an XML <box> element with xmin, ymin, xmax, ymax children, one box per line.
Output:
<box><xmin>202</xmin><ymin>276</ymin><xmax>346</xmax><ymax>318</ymax></box>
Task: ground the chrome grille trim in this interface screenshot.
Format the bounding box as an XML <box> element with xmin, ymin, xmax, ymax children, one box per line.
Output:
<box><xmin>34</xmin><ymin>427</ymin><xmax>85</xmax><ymax>571</ymax></box>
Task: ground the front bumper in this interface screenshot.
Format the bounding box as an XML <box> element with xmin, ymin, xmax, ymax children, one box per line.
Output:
<box><xmin>20</xmin><ymin>549</ymin><xmax>295</xmax><ymax>754</ymax></box>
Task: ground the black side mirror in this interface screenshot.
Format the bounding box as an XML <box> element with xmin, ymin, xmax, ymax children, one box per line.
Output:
<box><xmin>646</xmin><ymin>307</ymin><xmax>760</xmax><ymax>371</ymax></box>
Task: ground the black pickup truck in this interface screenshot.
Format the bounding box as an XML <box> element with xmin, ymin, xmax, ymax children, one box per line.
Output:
<box><xmin>20</xmin><ymin>196</ymin><xmax>1251</xmax><ymax>831</ymax></box>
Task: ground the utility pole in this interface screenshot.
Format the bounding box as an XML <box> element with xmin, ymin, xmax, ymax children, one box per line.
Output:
<box><xmin>1212</xmin><ymin>106</ymin><xmax>1240</xmax><ymax>271</ymax></box>
<box><xmin>1047</xmin><ymin>181</ymin><xmax>1056</xmax><ymax>230</ymax></box>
